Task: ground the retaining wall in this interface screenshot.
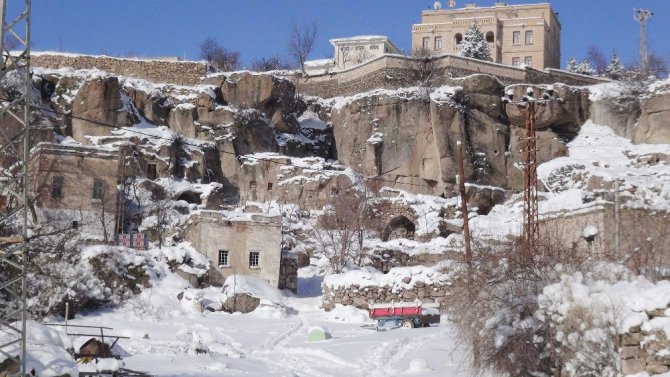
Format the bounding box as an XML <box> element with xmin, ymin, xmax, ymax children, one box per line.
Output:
<box><xmin>619</xmin><ymin>309</ymin><xmax>670</xmax><ymax>375</ymax></box>
<box><xmin>321</xmin><ymin>281</ymin><xmax>450</xmax><ymax>312</ymax></box>
<box><xmin>32</xmin><ymin>53</ymin><xmax>210</xmax><ymax>85</ymax></box>
<box><xmin>296</xmin><ymin>54</ymin><xmax>608</xmax><ymax>98</ymax></box>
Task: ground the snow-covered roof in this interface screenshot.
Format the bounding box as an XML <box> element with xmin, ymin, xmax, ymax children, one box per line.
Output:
<box><xmin>329</xmin><ymin>35</ymin><xmax>402</xmax><ymax>54</ymax></box>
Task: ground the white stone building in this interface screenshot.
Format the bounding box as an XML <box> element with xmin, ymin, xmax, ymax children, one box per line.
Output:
<box><xmin>305</xmin><ymin>35</ymin><xmax>402</xmax><ymax>74</ymax></box>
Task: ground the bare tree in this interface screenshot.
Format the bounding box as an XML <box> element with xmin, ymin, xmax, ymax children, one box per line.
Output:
<box><xmin>403</xmin><ymin>48</ymin><xmax>441</xmax><ymax>100</ymax></box>
<box><xmin>444</xmin><ymin>232</ymin><xmax>590</xmax><ymax>376</ymax></box>
<box><xmin>199</xmin><ymin>37</ymin><xmax>240</xmax><ymax>72</ymax></box>
<box><xmin>586</xmin><ymin>46</ymin><xmax>607</xmax><ymax>75</ymax></box>
<box><xmin>251</xmin><ymin>55</ymin><xmax>291</xmax><ymax>72</ymax></box>
<box><xmin>288</xmin><ymin>22</ymin><xmax>318</xmax><ymax>73</ymax></box>
<box><xmin>310</xmin><ymin>188</ymin><xmax>378</xmax><ymax>273</ymax></box>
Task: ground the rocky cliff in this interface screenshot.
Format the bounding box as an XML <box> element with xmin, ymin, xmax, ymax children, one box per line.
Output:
<box><xmin>10</xmin><ymin>64</ymin><xmax>669</xmax><ymax>212</ymax></box>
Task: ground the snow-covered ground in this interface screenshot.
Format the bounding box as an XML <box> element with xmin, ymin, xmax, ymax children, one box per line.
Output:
<box><xmin>36</xmin><ymin>265</ymin><xmax>478</xmax><ymax>377</ymax></box>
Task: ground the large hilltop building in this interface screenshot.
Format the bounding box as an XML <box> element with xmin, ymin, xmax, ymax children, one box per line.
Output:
<box><xmin>411</xmin><ymin>2</ymin><xmax>561</xmax><ymax>69</ymax></box>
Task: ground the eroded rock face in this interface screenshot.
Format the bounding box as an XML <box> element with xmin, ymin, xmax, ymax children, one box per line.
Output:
<box><xmin>589</xmin><ymin>95</ymin><xmax>640</xmax><ymax>139</ymax></box>
<box><xmin>329</xmin><ymin>93</ymin><xmax>434</xmax><ymax>186</ymax></box>
<box><xmin>635</xmin><ymin>91</ymin><xmax>670</xmax><ymax>144</ymax></box>
<box><xmin>506</xmin><ymin>127</ymin><xmax>568</xmax><ymax>189</ymax></box>
<box><xmin>504</xmin><ymin>84</ymin><xmax>590</xmax><ymax>133</ymax></box>
<box><xmin>125</xmin><ymin>85</ymin><xmax>172</xmax><ymax>125</ymax></box>
<box><xmin>220</xmin><ymin>72</ymin><xmax>299</xmax><ymax>133</ymax></box>
<box><xmin>72</xmin><ymin>76</ymin><xmax>136</xmax><ymax>143</ymax></box>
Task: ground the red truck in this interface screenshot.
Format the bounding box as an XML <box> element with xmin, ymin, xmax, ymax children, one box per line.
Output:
<box><xmin>368</xmin><ymin>301</ymin><xmax>441</xmax><ymax>330</ymax></box>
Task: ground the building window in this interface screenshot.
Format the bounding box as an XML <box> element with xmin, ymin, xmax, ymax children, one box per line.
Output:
<box><xmin>422</xmin><ymin>37</ymin><xmax>430</xmax><ymax>50</ymax></box>
<box><xmin>512</xmin><ymin>57</ymin><xmax>521</xmax><ymax>67</ymax></box>
<box><xmin>51</xmin><ymin>176</ymin><xmax>64</xmax><ymax>199</ymax></box>
<box><xmin>249</xmin><ymin>251</ymin><xmax>260</xmax><ymax>268</ymax></box>
<box><xmin>147</xmin><ymin>163</ymin><xmax>157</xmax><ymax>180</ymax></box>
<box><xmin>486</xmin><ymin>31</ymin><xmax>495</xmax><ymax>43</ymax></box>
<box><xmin>454</xmin><ymin>33</ymin><xmax>463</xmax><ymax>45</ymax></box>
<box><xmin>331</xmin><ymin>187</ymin><xmax>339</xmax><ymax>196</ymax></box>
<box><xmin>513</xmin><ymin>31</ymin><xmax>520</xmax><ymax>45</ymax></box>
<box><xmin>524</xmin><ymin>56</ymin><xmax>533</xmax><ymax>67</ymax></box>
<box><xmin>369</xmin><ymin>45</ymin><xmax>379</xmax><ymax>50</ymax></box>
<box><xmin>434</xmin><ymin>36</ymin><xmax>442</xmax><ymax>50</ymax></box>
<box><xmin>92</xmin><ymin>179</ymin><xmax>105</xmax><ymax>200</ymax></box>
<box><xmin>525</xmin><ymin>30</ymin><xmax>533</xmax><ymax>45</ymax></box>
<box><xmin>267</xmin><ymin>182</ymin><xmax>273</xmax><ymax>191</ymax></box>
<box><xmin>218</xmin><ymin>250</ymin><xmax>229</xmax><ymax>267</ymax></box>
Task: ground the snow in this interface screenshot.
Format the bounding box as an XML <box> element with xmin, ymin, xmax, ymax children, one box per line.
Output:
<box><xmin>323</xmin><ymin>86</ymin><xmax>426</xmax><ymax>110</ymax></box>
<box><xmin>298</xmin><ymin>111</ymin><xmax>329</xmax><ymax>130</ymax></box>
<box><xmin>588</xmin><ymin>81</ymin><xmax>631</xmax><ymax>101</ymax></box>
<box><xmin>0</xmin><ymin>320</ymin><xmax>78</xmax><ymax>377</ymax></box>
<box><xmin>28</xmin><ymin>248</ymin><xmax>478</xmax><ymax>377</ymax></box>
<box><xmin>539</xmin><ymin>271</ymin><xmax>670</xmax><ymax>337</ymax></box>
<box><xmin>582</xmin><ymin>225</ymin><xmax>599</xmax><ymax>238</ymax></box>
<box><xmin>429</xmin><ymin>85</ymin><xmax>462</xmax><ymax>104</ymax></box>
<box><xmin>323</xmin><ymin>260</ymin><xmax>457</xmax><ymax>291</ymax></box>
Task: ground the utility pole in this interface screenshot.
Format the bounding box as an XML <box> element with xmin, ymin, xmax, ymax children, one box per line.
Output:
<box><xmin>504</xmin><ymin>87</ymin><xmax>560</xmax><ymax>256</ymax></box>
<box><xmin>614</xmin><ymin>179</ymin><xmax>620</xmax><ymax>258</ymax></box>
<box><xmin>0</xmin><ymin>0</ymin><xmax>32</xmax><ymax>375</ymax></box>
<box><xmin>523</xmin><ymin>101</ymin><xmax>539</xmax><ymax>253</ymax></box>
<box><xmin>634</xmin><ymin>8</ymin><xmax>653</xmax><ymax>76</ymax></box>
<box><xmin>455</xmin><ymin>141</ymin><xmax>472</xmax><ymax>264</ymax></box>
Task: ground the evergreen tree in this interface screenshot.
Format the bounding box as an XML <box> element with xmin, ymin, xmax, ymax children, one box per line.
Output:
<box><xmin>459</xmin><ymin>23</ymin><xmax>491</xmax><ymax>61</ymax></box>
<box><xmin>575</xmin><ymin>59</ymin><xmax>594</xmax><ymax>75</ymax></box>
<box><xmin>605</xmin><ymin>52</ymin><xmax>624</xmax><ymax>80</ymax></box>
<box><xmin>566</xmin><ymin>56</ymin><xmax>578</xmax><ymax>72</ymax></box>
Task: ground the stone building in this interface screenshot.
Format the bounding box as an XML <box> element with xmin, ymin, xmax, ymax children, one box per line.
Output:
<box><xmin>305</xmin><ymin>35</ymin><xmax>402</xmax><ymax>74</ymax></box>
<box><xmin>412</xmin><ymin>2</ymin><xmax>560</xmax><ymax>69</ymax></box>
<box><xmin>330</xmin><ymin>36</ymin><xmax>402</xmax><ymax>70</ymax></box>
<box><xmin>28</xmin><ymin>143</ymin><xmax>121</xmax><ymax>240</ymax></box>
<box><xmin>183</xmin><ymin>210</ymin><xmax>297</xmax><ymax>292</ymax></box>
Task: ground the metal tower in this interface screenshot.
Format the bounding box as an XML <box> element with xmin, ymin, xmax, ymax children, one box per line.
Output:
<box><xmin>522</xmin><ymin>101</ymin><xmax>538</xmax><ymax>252</ymax></box>
<box><xmin>0</xmin><ymin>0</ymin><xmax>31</xmax><ymax>375</ymax></box>
<box><xmin>634</xmin><ymin>8</ymin><xmax>652</xmax><ymax>76</ymax></box>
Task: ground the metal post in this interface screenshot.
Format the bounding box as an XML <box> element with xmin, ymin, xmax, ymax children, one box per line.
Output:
<box><xmin>455</xmin><ymin>141</ymin><xmax>472</xmax><ymax>264</ymax></box>
<box><xmin>0</xmin><ymin>1</ymin><xmax>32</xmax><ymax>375</ymax></box>
<box><xmin>614</xmin><ymin>179</ymin><xmax>620</xmax><ymax>257</ymax></box>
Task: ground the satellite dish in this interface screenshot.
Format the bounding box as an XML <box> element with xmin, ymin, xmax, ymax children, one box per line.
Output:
<box><xmin>448</xmin><ymin>0</ymin><xmax>456</xmax><ymax>7</ymax></box>
<box><xmin>433</xmin><ymin>1</ymin><xmax>442</xmax><ymax>10</ymax></box>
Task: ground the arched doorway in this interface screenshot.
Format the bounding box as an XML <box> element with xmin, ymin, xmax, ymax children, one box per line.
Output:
<box><xmin>382</xmin><ymin>215</ymin><xmax>416</xmax><ymax>241</ymax></box>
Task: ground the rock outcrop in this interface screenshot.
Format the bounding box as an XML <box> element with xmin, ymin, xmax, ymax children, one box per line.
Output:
<box><xmin>321</xmin><ymin>78</ymin><xmax>590</xmax><ymax>192</ymax></box>
<box><xmin>71</xmin><ymin>75</ymin><xmax>136</xmax><ymax>143</ymax></box>
<box><xmin>635</xmin><ymin>89</ymin><xmax>670</xmax><ymax>144</ymax></box>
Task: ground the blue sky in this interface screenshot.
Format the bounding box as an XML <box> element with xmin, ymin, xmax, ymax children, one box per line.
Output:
<box><xmin>25</xmin><ymin>0</ymin><xmax>669</xmax><ymax>69</ymax></box>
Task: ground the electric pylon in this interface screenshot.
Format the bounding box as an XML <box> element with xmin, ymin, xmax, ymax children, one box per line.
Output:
<box><xmin>0</xmin><ymin>0</ymin><xmax>31</xmax><ymax>375</ymax></box>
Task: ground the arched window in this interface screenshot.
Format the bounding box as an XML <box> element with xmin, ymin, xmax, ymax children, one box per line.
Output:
<box><xmin>454</xmin><ymin>33</ymin><xmax>463</xmax><ymax>45</ymax></box>
<box><xmin>486</xmin><ymin>31</ymin><xmax>495</xmax><ymax>43</ymax></box>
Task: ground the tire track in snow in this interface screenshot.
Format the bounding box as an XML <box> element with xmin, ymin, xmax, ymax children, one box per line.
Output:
<box><xmin>357</xmin><ymin>328</ymin><xmax>438</xmax><ymax>377</ymax></box>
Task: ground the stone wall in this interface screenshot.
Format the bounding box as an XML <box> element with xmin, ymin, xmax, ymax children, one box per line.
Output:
<box><xmin>322</xmin><ymin>281</ymin><xmax>450</xmax><ymax>312</ymax></box>
<box><xmin>32</xmin><ymin>53</ymin><xmax>209</xmax><ymax>85</ymax></box>
<box><xmin>295</xmin><ymin>54</ymin><xmax>608</xmax><ymax>98</ymax></box>
<box><xmin>278</xmin><ymin>256</ymin><xmax>298</xmax><ymax>294</ymax></box>
<box><xmin>619</xmin><ymin>310</ymin><xmax>670</xmax><ymax>375</ymax></box>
